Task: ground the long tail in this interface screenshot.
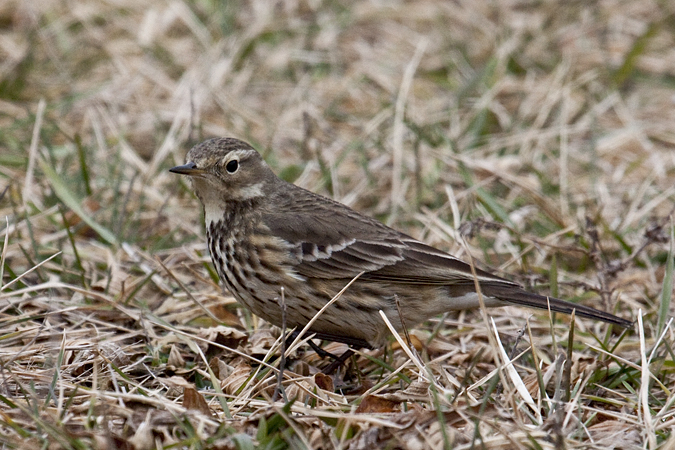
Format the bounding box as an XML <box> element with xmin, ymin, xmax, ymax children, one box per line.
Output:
<box><xmin>480</xmin><ymin>284</ymin><xmax>633</xmax><ymax>328</ymax></box>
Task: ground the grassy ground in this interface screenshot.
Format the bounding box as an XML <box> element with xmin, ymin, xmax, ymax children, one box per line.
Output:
<box><xmin>1</xmin><ymin>0</ymin><xmax>674</xmax><ymax>448</ymax></box>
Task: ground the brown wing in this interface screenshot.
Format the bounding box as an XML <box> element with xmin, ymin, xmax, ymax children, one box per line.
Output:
<box><xmin>261</xmin><ymin>184</ymin><xmax>632</xmax><ymax>328</ymax></box>
<box><xmin>262</xmin><ymin>184</ymin><xmax>520</xmax><ymax>286</ymax></box>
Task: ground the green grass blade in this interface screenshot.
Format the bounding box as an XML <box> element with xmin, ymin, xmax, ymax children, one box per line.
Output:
<box><xmin>475</xmin><ymin>187</ymin><xmax>512</xmax><ymax>226</ymax></box>
<box><xmin>612</xmin><ymin>21</ymin><xmax>659</xmax><ymax>88</ymax></box>
<box><xmin>38</xmin><ymin>159</ymin><xmax>118</xmax><ymax>246</ymax></box>
<box><xmin>75</xmin><ymin>134</ymin><xmax>92</xmax><ymax>196</ymax></box>
<box><xmin>658</xmin><ymin>220</ymin><xmax>674</xmax><ymax>336</ymax></box>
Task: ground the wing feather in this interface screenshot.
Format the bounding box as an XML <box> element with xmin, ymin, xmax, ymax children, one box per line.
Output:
<box><xmin>259</xmin><ymin>185</ymin><xmax>632</xmax><ymax>329</ymax></box>
<box><xmin>261</xmin><ymin>187</ymin><xmax>513</xmax><ymax>286</ymax></box>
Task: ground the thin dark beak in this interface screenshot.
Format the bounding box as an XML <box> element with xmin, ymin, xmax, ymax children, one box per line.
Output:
<box><xmin>169</xmin><ymin>162</ymin><xmax>205</xmax><ymax>176</ymax></box>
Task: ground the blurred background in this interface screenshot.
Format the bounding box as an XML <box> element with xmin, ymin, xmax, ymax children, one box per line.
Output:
<box><xmin>2</xmin><ymin>0</ymin><xmax>674</xmax><ymax>241</ymax></box>
<box><xmin>0</xmin><ymin>0</ymin><xmax>674</xmax><ymax>448</ymax></box>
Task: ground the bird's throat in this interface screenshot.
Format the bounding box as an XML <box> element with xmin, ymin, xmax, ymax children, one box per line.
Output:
<box><xmin>204</xmin><ymin>203</ymin><xmax>227</xmax><ymax>228</ymax></box>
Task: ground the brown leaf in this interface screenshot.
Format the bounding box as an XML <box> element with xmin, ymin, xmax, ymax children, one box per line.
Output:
<box><xmin>183</xmin><ymin>386</ymin><xmax>212</xmax><ymax>417</ymax></box>
<box><xmin>248</xmin><ymin>330</ymin><xmax>277</xmax><ymax>357</ymax></box>
<box><xmin>164</xmin><ymin>376</ymin><xmax>193</xmax><ymax>389</ymax></box>
<box><xmin>199</xmin><ymin>326</ymin><xmax>248</xmax><ymax>358</ymax></box>
<box><xmin>355</xmin><ymin>395</ymin><xmax>400</xmax><ymax>413</ymax></box>
<box><xmin>208</xmin><ymin>303</ymin><xmax>243</xmax><ymax>327</ymax></box>
<box><xmin>221</xmin><ymin>360</ymin><xmax>253</xmax><ymax>395</ymax></box>
<box><xmin>167</xmin><ymin>344</ymin><xmax>185</xmax><ymax>369</ymax></box>
<box><xmin>209</xmin><ymin>357</ymin><xmax>232</xmax><ymax>380</ymax></box>
<box><xmin>313</xmin><ymin>372</ymin><xmax>334</xmax><ymax>392</ymax></box>
<box><xmin>212</xmin><ymin>328</ymin><xmax>248</xmax><ymax>349</ymax></box>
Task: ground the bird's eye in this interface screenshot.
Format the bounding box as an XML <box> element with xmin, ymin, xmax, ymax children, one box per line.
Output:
<box><xmin>225</xmin><ymin>159</ymin><xmax>239</xmax><ymax>174</ymax></box>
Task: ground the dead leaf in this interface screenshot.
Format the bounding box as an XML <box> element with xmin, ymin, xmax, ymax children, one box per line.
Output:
<box><xmin>248</xmin><ymin>330</ymin><xmax>277</xmax><ymax>357</ymax></box>
<box><xmin>198</xmin><ymin>326</ymin><xmax>248</xmax><ymax>357</ymax></box>
<box><xmin>221</xmin><ymin>359</ymin><xmax>253</xmax><ymax>395</ymax></box>
<box><xmin>183</xmin><ymin>386</ymin><xmax>212</xmax><ymax>417</ymax></box>
<box><xmin>355</xmin><ymin>395</ymin><xmax>400</xmax><ymax>413</ymax></box>
<box><xmin>167</xmin><ymin>344</ymin><xmax>185</xmax><ymax>369</ymax></box>
<box><xmin>314</xmin><ymin>372</ymin><xmax>334</xmax><ymax>392</ymax></box>
<box><xmin>209</xmin><ymin>356</ymin><xmax>232</xmax><ymax>380</ymax></box>
<box><xmin>208</xmin><ymin>303</ymin><xmax>242</xmax><ymax>327</ymax></box>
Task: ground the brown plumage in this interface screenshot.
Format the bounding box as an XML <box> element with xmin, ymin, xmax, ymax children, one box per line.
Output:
<box><xmin>170</xmin><ymin>137</ymin><xmax>631</xmax><ymax>349</ymax></box>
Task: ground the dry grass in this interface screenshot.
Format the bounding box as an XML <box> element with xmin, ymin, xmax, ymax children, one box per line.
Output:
<box><xmin>1</xmin><ymin>0</ymin><xmax>675</xmax><ymax>448</ymax></box>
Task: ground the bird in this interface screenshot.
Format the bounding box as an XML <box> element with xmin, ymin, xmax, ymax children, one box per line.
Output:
<box><xmin>170</xmin><ymin>137</ymin><xmax>632</xmax><ymax>351</ymax></box>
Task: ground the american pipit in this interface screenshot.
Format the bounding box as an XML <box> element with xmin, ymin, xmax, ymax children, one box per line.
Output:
<box><xmin>170</xmin><ymin>137</ymin><xmax>631</xmax><ymax>350</ymax></box>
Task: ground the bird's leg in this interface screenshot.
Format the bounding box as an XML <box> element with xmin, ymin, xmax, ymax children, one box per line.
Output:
<box><xmin>307</xmin><ymin>340</ymin><xmax>342</xmax><ymax>360</ymax></box>
<box><xmin>272</xmin><ymin>288</ymin><xmax>288</xmax><ymax>402</ymax></box>
<box><xmin>283</xmin><ymin>330</ymin><xmax>358</xmax><ymax>374</ymax></box>
<box><xmin>282</xmin><ymin>329</ymin><xmax>370</xmax><ymax>375</ymax></box>
<box><xmin>321</xmin><ymin>349</ymin><xmax>355</xmax><ymax>375</ymax></box>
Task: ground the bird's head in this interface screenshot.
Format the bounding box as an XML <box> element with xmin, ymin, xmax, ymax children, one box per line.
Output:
<box><xmin>170</xmin><ymin>138</ymin><xmax>275</xmax><ymax>206</ymax></box>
